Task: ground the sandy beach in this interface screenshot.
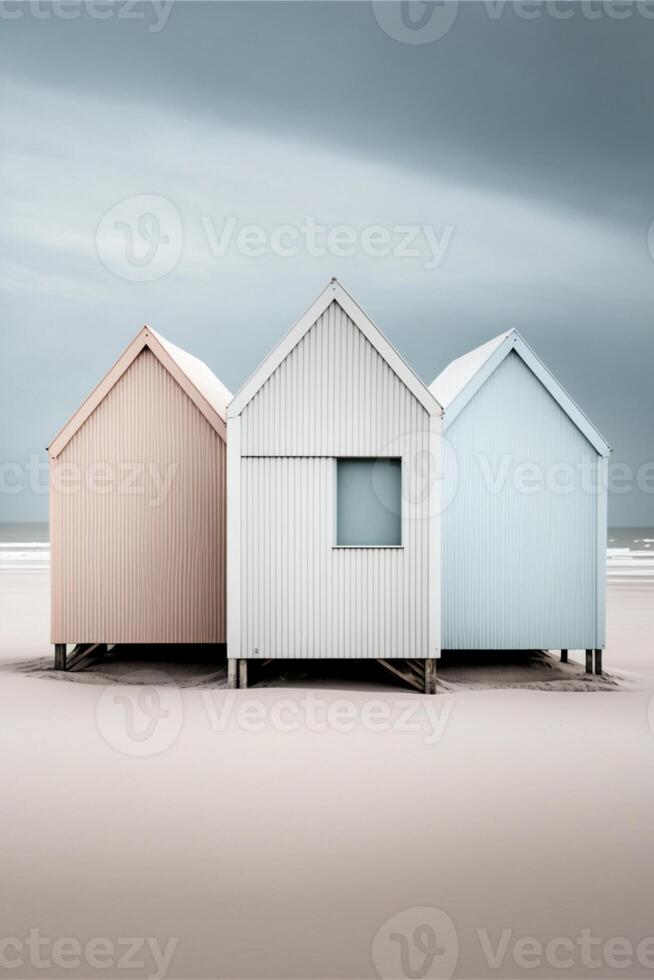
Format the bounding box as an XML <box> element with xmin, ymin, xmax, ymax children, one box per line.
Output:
<box><xmin>0</xmin><ymin>525</ymin><xmax>653</xmax><ymax>979</ymax></box>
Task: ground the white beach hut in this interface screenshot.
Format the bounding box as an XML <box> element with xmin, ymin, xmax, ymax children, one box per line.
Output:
<box><xmin>49</xmin><ymin>326</ymin><xmax>231</xmax><ymax>669</ymax></box>
<box><xmin>227</xmin><ymin>279</ymin><xmax>443</xmax><ymax>691</ymax></box>
<box><xmin>430</xmin><ymin>329</ymin><xmax>610</xmax><ymax>673</ymax></box>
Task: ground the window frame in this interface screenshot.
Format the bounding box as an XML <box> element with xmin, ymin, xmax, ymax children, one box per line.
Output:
<box><xmin>333</xmin><ymin>456</ymin><xmax>404</xmax><ymax>549</ymax></box>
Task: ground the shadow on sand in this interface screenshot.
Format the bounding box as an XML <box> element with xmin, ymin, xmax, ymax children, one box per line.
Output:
<box><xmin>1</xmin><ymin>646</ymin><xmax>621</xmax><ymax>693</ymax></box>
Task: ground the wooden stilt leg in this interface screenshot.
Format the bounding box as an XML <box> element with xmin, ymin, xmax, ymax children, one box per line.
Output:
<box><xmin>238</xmin><ymin>659</ymin><xmax>248</xmax><ymax>690</ymax></box>
<box><xmin>227</xmin><ymin>658</ymin><xmax>238</xmax><ymax>689</ymax></box>
<box><xmin>585</xmin><ymin>649</ymin><xmax>593</xmax><ymax>674</ymax></box>
<box><xmin>54</xmin><ymin>644</ymin><xmax>67</xmax><ymax>670</ymax></box>
<box><xmin>424</xmin><ymin>658</ymin><xmax>437</xmax><ymax>695</ymax></box>
<box><xmin>594</xmin><ymin>649</ymin><xmax>603</xmax><ymax>676</ymax></box>
<box><xmin>560</xmin><ymin>649</ymin><xmax>568</xmax><ymax>663</ymax></box>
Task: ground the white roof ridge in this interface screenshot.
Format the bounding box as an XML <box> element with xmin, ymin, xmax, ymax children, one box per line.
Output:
<box><xmin>430</xmin><ymin>329</ymin><xmax>514</xmax><ymax>409</ymax></box>
<box><xmin>148</xmin><ymin>326</ymin><xmax>232</xmax><ymax>422</ymax></box>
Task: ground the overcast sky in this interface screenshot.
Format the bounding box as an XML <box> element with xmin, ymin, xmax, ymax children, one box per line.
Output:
<box><xmin>1</xmin><ymin>0</ymin><xmax>653</xmax><ymax>524</ymax></box>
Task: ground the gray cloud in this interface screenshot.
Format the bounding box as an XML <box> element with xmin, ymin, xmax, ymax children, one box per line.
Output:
<box><xmin>1</xmin><ymin>1</ymin><xmax>653</xmax><ymax>524</ymax></box>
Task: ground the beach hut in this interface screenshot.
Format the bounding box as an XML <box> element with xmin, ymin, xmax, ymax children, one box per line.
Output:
<box><xmin>227</xmin><ymin>279</ymin><xmax>443</xmax><ymax>692</ymax></box>
<box><xmin>430</xmin><ymin>329</ymin><xmax>610</xmax><ymax>673</ymax></box>
<box><xmin>49</xmin><ymin>326</ymin><xmax>231</xmax><ymax>669</ymax></box>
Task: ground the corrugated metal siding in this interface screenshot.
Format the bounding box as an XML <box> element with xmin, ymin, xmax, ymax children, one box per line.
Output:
<box><xmin>242</xmin><ymin>301</ymin><xmax>426</xmax><ymax>456</ymax></box>
<box><xmin>443</xmin><ymin>351</ymin><xmax>599</xmax><ymax>649</ymax></box>
<box><xmin>241</xmin><ymin>457</ymin><xmax>429</xmax><ymax>658</ymax></box>
<box><xmin>51</xmin><ymin>348</ymin><xmax>226</xmax><ymax>644</ymax></box>
<box><xmin>239</xmin><ymin>302</ymin><xmax>432</xmax><ymax>659</ymax></box>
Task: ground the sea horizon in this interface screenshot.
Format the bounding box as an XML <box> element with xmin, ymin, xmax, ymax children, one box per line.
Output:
<box><xmin>1</xmin><ymin>521</ymin><xmax>652</xmax><ymax>577</ymax></box>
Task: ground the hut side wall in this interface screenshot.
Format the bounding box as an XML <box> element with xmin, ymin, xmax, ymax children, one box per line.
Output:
<box><xmin>51</xmin><ymin>348</ymin><xmax>226</xmax><ymax>644</ymax></box>
<box><xmin>443</xmin><ymin>351</ymin><xmax>603</xmax><ymax>650</ymax></box>
<box><xmin>237</xmin><ymin>301</ymin><xmax>432</xmax><ymax>659</ymax></box>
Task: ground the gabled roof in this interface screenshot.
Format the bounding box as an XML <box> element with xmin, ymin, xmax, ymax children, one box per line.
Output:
<box><xmin>430</xmin><ymin>330</ymin><xmax>511</xmax><ymax>411</ymax></box>
<box><xmin>227</xmin><ymin>278</ymin><xmax>441</xmax><ymax>418</ymax></box>
<box><xmin>147</xmin><ymin>328</ymin><xmax>232</xmax><ymax>422</ymax></box>
<box><xmin>430</xmin><ymin>329</ymin><xmax>611</xmax><ymax>457</ymax></box>
<box><xmin>48</xmin><ymin>326</ymin><xmax>231</xmax><ymax>458</ymax></box>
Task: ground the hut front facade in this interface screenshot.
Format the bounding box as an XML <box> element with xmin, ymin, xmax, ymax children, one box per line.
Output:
<box><xmin>49</xmin><ymin>326</ymin><xmax>231</xmax><ymax>668</ymax></box>
<box><xmin>430</xmin><ymin>329</ymin><xmax>610</xmax><ymax>671</ymax></box>
<box><xmin>227</xmin><ymin>279</ymin><xmax>443</xmax><ymax>691</ymax></box>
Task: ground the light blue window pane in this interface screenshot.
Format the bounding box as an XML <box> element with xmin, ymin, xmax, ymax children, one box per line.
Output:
<box><xmin>337</xmin><ymin>459</ymin><xmax>402</xmax><ymax>546</ymax></box>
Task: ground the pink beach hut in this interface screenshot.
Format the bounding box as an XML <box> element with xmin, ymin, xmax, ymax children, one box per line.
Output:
<box><xmin>48</xmin><ymin>327</ymin><xmax>230</xmax><ymax>669</ymax></box>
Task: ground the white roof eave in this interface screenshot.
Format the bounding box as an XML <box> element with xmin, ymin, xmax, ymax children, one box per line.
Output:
<box><xmin>430</xmin><ymin>329</ymin><xmax>611</xmax><ymax>457</ymax></box>
<box><xmin>227</xmin><ymin>279</ymin><xmax>441</xmax><ymax>419</ymax></box>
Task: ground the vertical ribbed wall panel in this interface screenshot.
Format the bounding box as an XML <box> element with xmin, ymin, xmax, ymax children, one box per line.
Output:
<box><xmin>443</xmin><ymin>351</ymin><xmax>598</xmax><ymax>649</ymax></box>
<box><xmin>241</xmin><ymin>456</ymin><xmax>430</xmax><ymax>658</ymax></box>
<box><xmin>51</xmin><ymin>349</ymin><xmax>226</xmax><ymax>644</ymax></box>
<box><xmin>242</xmin><ymin>301</ymin><xmax>426</xmax><ymax>456</ymax></box>
<box><xmin>238</xmin><ymin>301</ymin><xmax>431</xmax><ymax>659</ymax></box>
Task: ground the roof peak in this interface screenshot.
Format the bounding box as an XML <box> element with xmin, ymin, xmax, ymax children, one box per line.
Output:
<box><xmin>228</xmin><ymin>279</ymin><xmax>441</xmax><ymax>418</ymax></box>
<box><xmin>48</xmin><ymin>325</ymin><xmax>231</xmax><ymax>457</ymax></box>
<box><xmin>430</xmin><ymin>329</ymin><xmax>610</xmax><ymax>456</ymax></box>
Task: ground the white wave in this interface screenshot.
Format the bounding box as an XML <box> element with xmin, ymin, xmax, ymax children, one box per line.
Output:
<box><xmin>0</xmin><ymin>542</ymin><xmax>50</xmax><ymax>549</ymax></box>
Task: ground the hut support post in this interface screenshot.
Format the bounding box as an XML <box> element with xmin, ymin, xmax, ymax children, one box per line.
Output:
<box><xmin>227</xmin><ymin>658</ymin><xmax>238</xmax><ymax>689</ymax></box>
<box><xmin>585</xmin><ymin>649</ymin><xmax>593</xmax><ymax>674</ymax></box>
<box><xmin>424</xmin><ymin>658</ymin><xmax>437</xmax><ymax>695</ymax></box>
<box><xmin>238</xmin><ymin>659</ymin><xmax>248</xmax><ymax>690</ymax></box>
<box><xmin>594</xmin><ymin>649</ymin><xmax>603</xmax><ymax>676</ymax></box>
<box><xmin>560</xmin><ymin>649</ymin><xmax>568</xmax><ymax>663</ymax></box>
<box><xmin>54</xmin><ymin>644</ymin><xmax>67</xmax><ymax>670</ymax></box>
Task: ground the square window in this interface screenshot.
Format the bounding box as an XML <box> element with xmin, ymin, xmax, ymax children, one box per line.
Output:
<box><xmin>336</xmin><ymin>458</ymin><xmax>402</xmax><ymax>546</ymax></box>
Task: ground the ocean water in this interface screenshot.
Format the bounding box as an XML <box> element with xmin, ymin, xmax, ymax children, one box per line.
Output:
<box><xmin>607</xmin><ymin>527</ymin><xmax>654</xmax><ymax>578</ymax></box>
<box><xmin>0</xmin><ymin>522</ymin><xmax>49</xmax><ymax>571</ymax></box>
<box><xmin>1</xmin><ymin>522</ymin><xmax>652</xmax><ymax>577</ymax></box>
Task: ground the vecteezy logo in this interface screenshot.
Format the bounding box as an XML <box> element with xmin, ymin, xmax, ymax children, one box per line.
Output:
<box><xmin>373</xmin><ymin>432</ymin><xmax>457</xmax><ymax>519</ymax></box>
<box><xmin>96</xmin><ymin>194</ymin><xmax>183</xmax><ymax>282</ymax></box>
<box><xmin>96</xmin><ymin>670</ymin><xmax>183</xmax><ymax>756</ymax></box>
<box><xmin>372</xmin><ymin>906</ymin><xmax>459</xmax><ymax>979</ymax></box>
<box><xmin>371</xmin><ymin>1</ymin><xmax>458</xmax><ymax>44</ymax></box>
